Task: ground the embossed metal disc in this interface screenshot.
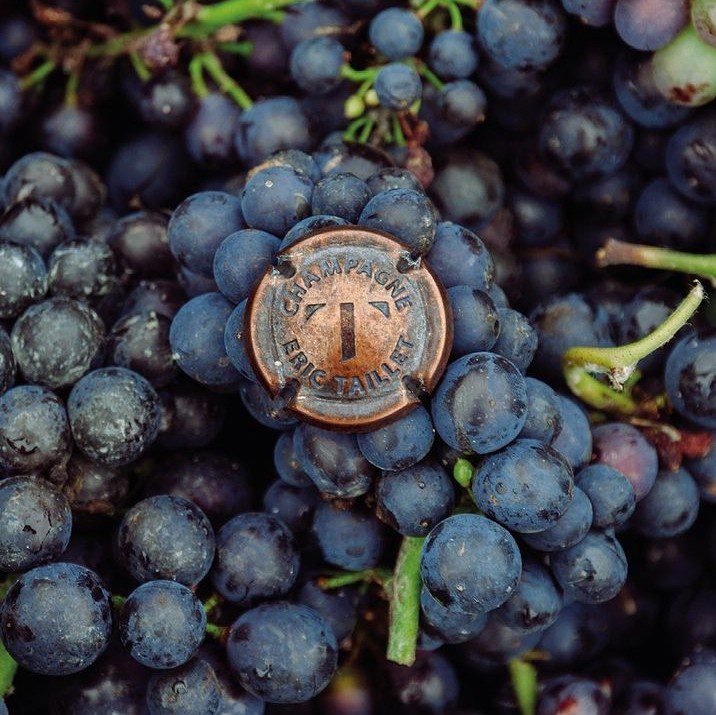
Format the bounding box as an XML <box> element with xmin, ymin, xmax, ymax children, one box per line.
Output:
<box><xmin>244</xmin><ymin>226</ymin><xmax>453</xmax><ymax>431</ymax></box>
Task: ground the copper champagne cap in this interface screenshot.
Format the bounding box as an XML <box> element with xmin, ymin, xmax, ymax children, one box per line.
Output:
<box><xmin>243</xmin><ymin>226</ymin><xmax>452</xmax><ymax>432</ymax></box>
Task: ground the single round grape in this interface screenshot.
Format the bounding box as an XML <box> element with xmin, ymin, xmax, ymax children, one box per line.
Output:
<box><xmin>263</xmin><ymin>479</ymin><xmax>319</xmax><ymax>534</ymax></box>
<box><xmin>116</xmin><ymin>495</ymin><xmax>215</xmax><ymax>586</ymax></box>
<box><xmin>120</xmin><ymin>280</ymin><xmax>185</xmax><ymax>320</ymax></box>
<box><xmin>375</xmin><ymin>458</ymin><xmax>455</xmax><ymax>536</ymax></box>
<box><xmin>496</xmin><ymin>559</ymin><xmax>563</xmax><ymax>634</ymax></box>
<box><xmin>0</xmin><ymin>241</ymin><xmax>47</xmax><ymax>318</ymax></box>
<box><xmin>63</xmin><ymin>451</ymin><xmax>129</xmax><ymax>524</ymax></box>
<box><xmin>241</xmin><ymin>165</ymin><xmax>313</xmax><ymax>237</ymax></box>
<box><xmin>281</xmin><ymin>214</ymin><xmax>351</xmax><ymax>249</ymax></box>
<box><xmin>294</xmin><ymin>423</ymin><xmax>376</xmax><ymax>498</ymax></box>
<box><xmin>169</xmin><ymin>292</ymin><xmax>243</xmax><ymax>391</ymax></box>
<box><xmin>439</xmin><ymin>80</ymin><xmax>487</xmax><ymax>127</ymax></box>
<box><xmin>374</xmin><ymin>63</ymin><xmax>422</xmax><ymax>111</ymax></box>
<box><xmin>551</xmin><ymin>396</ymin><xmax>593</xmax><ymax>471</ymax></box>
<box><xmin>420</xmin><ymin>513</ymin><xmax>522</xmax><ymax>613</ymax></box>
<box><xmin>666</xmin><ymin>657</ymin><xmax>716</xmax><ymax>715</ymax></box>
<box><xmin>530</xmin><ymin>293</ymin><xmax>612</xmax><ymax>382</ymax></box>
<box><xmin>48</xmin><ymin>238</ymin><xmax>117</xmax><ymax>301</ymax></box>
<box><xmin>107</xmin><ymin>212</ymin><xmax>174</xmax><ymax>279</ymax></box>
<box><xmin>665</xmin><ymin>332</ymin><xmax>716</xmax><ymax>429</ymax></box>
<box><xmin>68</xmin><ymin>367</ymin><xmax>161</xmax><ymax>467</ymax></box>
<box><xmin>521</xmin><ymin>486</ymin><xmax>593</xmax><ymax>552</ymax></box>
<box><xmin>420</xmin><ymin>588</ymin><xmax>488</xmax><ymax>644</ymax></box>
<box><xmin>387</xmin><ymin>652</ymin><xmax>459</xmax><ymax>712</ymax></box>
<box><xmin>535</xmin><ymin>601</ymin><xmax>610</xmax><ymax>666</ymax></box>
<box><xmin>537</xmin><ymin>675</ymin><xmax>609</xmax><ymax>715</ymax></box>
<box><xmin>477</xmin><ymin>0</ymin><xmax>566</xmax><ymax>71</ymax></box>
<box><xmin>631</xmin><ymin>467</ymin><xmax>700</xmax><ymax>537</ymax></box>
<box><xmin>429</xmin><ymin>30</ymin><xmax>478</xmax><ymax>80</ymax></box>
<box><xmin>235</xmin><ymin>96</ymin><xmax>312</xmax><ymax>167</ymax></box>
<box><xmin>106</xmin><ymin>131</ymin><xmax>189</xmax><ymax>212</ymax></box>
<box><xmin>107</xmin><ymin>311</ymin><xmax>178</xmax><ymax>388</ymax></box>
<box><xmin>184</xmin><ymin>93</ymin><xmax>241</xmax><ymax>169</ymax></box>
<box><xmin>212</xmin><ymin>512</ymin><xmax>299</xmax><ymax>606</ymax></box>
<box><xmin>312</xmin><ymin>501</ymin><xmax>386</xmax><ymax>570</ymax></box>
<box><xmin>311</xmin><ymin>173</ymin><xmax>372</xmax><ymax>223</ymax></box>
<box><xmin>143</xmin><ymin>449</ymin><xmax>250</xmax><ymax>525</ymax></box>
<box><xmin>119</xmin><ymin>580</ymin><xmax>206</xmax><ymax>669</ymax></box>
<box><xmin>168</xmin><ymin>191</ymin><xmax>245</xmax><ymax>278</ymax></box>
<box><xmin>238</xmin><ymin>380</ymin><xmax>299</xmax><ymax>430</ymax></box>
<box><xmin>430</xmin><ymin>149</ymin><xmax>505</xmax><ymax>229</ymax></box>
<box><xmin>213</xmin><ymin>229</ymin><xmax>280</xmax><ymax>305</ymax></box>
<box><xmin>550</xmin><ymin>531</ymin><xmax>628</xmax><ymax>604</ymax></box>
<box><xmin>539</xmin><ymin>86</ymin><xmax>634</xmax><ymax>181</ymax></box>
<box><xmin>448</xmin><ymin>286</ymin><xmax>500</xmax><ymax>357</ymax></box>
<box><xmin>369</xmin><ymin>8</ymin><xmax>423</xmax><ymax>60</ymax></box>
<box><xmin>519</xmin><ymin>378</ymin><xmax>562</xmax><ymax>444</ymax></box>
<box><xmin>614</xmin><ymin>0</ymin><xmax>689</xmax><ymax>51</ymax></box>
<box><xmin>290</xmin><ymin>37</ymin><xmax>345</xmax><ymax>94</ymax></box>
<box><xmin>297</xmin><ymin>579</ymin><xmax>358</xmax><ymax>642</ymax></box>
<box><xmin>634</xmin><ymin>178</ymin><xmax>709</xmax><ymax>250</ymax></box>
<box><xmin>0</xmin><ymin>197</ymin><xmax>75</xmax><ymax>258</ymax></box>
<box><xmin>146</xmin><ymin>658</ymin><xmax>222</xmax><ymax>715</ymax></box>
<box><xmin>431</xmin><ymin>352</ymin><xmax>528</xmax><ymax>454</ymax></box>
<box><xmin>426</xmin><ymin>222</ymin><xmax>495</xmax><ymax>290</ymax></box>
<box><xmin>157</xmin><ymin>381</ymin><xmax>227</xmax><ymax>451</ymax></box>
<box><xmin>473</xmin><ymin>439</ymin><xmax>574</xmax><ymax>533</ymax></box>
<box><xmin>575</xmin><ymin>464</ymin><xmax>636</xmax><ymax>529</ymax></box>
<box><xmin>2</xmin><ymin>152</ymin><xmax>76</xmax><ymax>214</ymax></box>
<box><xmin>224</xmin><ymin>299</ymin><xmax>258</xmax><ymax>382</ymax></box>
<box><xmin>367</xmin><ymin>167</ymin><xmax>424</xmax><ymax>195</ymax></box>
<box><xmin>0</xmin><ymin>385</ymin><xmax>71</xmax><ymax>476</ymax></box>
<box><xmin>0</xmin><ymin>563</ymin><xmax>112</xmax><ymax>675</ymax></box>
<box><xmin>492</xmin><ymin>308</ymin><xmax>537</xmax><ymax>373</ymax></box>
<box><xmin>11</xmin><ymin>297</ymin><xmax>105</xmax><ymax>390</ymax></box>
<box><xmin>357</xmin><ymin>405</ymin><xmax>435</xmax><ymax>471</ymax></box>
<box><xmin>273</xmin><ymin>430</ymin><xmax>312</xmax><ymax>487</ymax></box>
<box><xmin>592</xmin><ymin>422</ymin><xmax>658</xmax><ymax>500</ymax></box>
<box><xmin>226</xmin><ymin>602</ymin><xmax>338</xmax><ymax>704</ymax></box>
<box><xmin>0</xmin><ymin>476</ymin><xmax>72</xmax><ymax>572</ymax></box>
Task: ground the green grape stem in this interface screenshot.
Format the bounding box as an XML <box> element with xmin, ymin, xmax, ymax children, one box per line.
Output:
<box><xmin>508</xmin><ymin>659</ymin><xmax>538</xmax><ymax>715</ymax></box>
<box><xmin>597</xmin><ymin>238</ymin><xmax>716</xmax><ymax>286</ymax></box>
<box><xmin>563</xmin><ymin>282</ymin><xmax>705</xmax><ymax>414</ymax></box>
<box><xmin>387</xmin><ymin>536</ymin><xmax>425</xmax><ymax>666</ymax></box>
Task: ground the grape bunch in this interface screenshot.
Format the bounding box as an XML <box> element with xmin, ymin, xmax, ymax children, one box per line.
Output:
<box><xmin>0</xmin><ymin>0</ymin><xmax>714</xmax><ymax>713</ymax></box>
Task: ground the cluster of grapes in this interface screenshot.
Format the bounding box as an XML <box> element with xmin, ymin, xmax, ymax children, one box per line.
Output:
<box><xmin>0</xmin><ymin>0</ymin><xmax>714</xmax><ymax>714</ymax></box>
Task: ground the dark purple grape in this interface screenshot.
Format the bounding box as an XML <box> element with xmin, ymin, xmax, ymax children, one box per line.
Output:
<box><xmin>116</xmin><ymin>495</ymin><xmax>215</xmax><ymax>586</ymax></box>
<box><xmin>375</xmin><ymin>458</ymin><xmax>454</xmax><ymax>536</ymax></box>
<box><xmin>0</xmin><ymin>384</ymin><xmax>71</xmax><ymax>477</ymax></box>
<box><xmin>421</xmin><ymin>513</ymin><xmax>522</xmax><ymax>613</ymax></box>
<box><xmin>226</xmin><ymin>602</ymin><xmax>338</xmax><ymax>703</ymax></box>
<box><xmin>0</xmin><ymin>562</ymin><xmax>112</xmax><ymax>676</ymax></box>
<box><xmin>211</xmin><ymin>511</ymin><xmax>299</xmax><ymax>606</ymax></box>
<box><xmin>146</xmin><ymin>658</ymin><xmax>222</xmax><ymax>715</ymax></box>
<box><xmin>312</xmin><ymin>501</ymin><xmax>386</xmax><ymax>570</ymax></box>
<box><xmin>263</xmin><ymin>479</ymin><xmax>319</xmax><ymax>534</ymax></box>
<box><xmin>107</xmin><ymin>212</ymin><xmax>174</xmax><ymax>280</ymax></box>
<box><xmin>68</xmin><ymin>367</ymin><xmax>161</xmax><ymax>467</ymax></box>
<box><xmin>157</xmin><ymin>381</ymin><xmax>227</xmax><ymax>451</ymax></box>
<box><xmin>0</xmin><ymin>475</ymin><xmax>71</xmax><ymax>571</ymax></box>
<box><xmin>119</xmin><ymin>580</ymin><xmax>206</xmax><ymax>669</ymax></box>
<box><xmin>294</xmin><ymin>423</ymin><xmax>376</xmax><ymax>498</ymax></box>
<box><xmin>592</xmin><ymin>422</ymin><xmax>658</xmax><ymax>500</ymax></box>
<box><xmin>0</xmin><ymin>240</ymin><xmax>47</xmax><ymax>318</ymax></box>
<box><xmin>473</xmin><ymin>439</ymin><xmax>574</xmax><ymax>533</ymax></box>
<box><xmin>11</xmin><ymin>297</ymin><xmax>104</xmax><ymax>390</ymax></box>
